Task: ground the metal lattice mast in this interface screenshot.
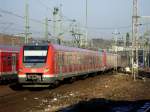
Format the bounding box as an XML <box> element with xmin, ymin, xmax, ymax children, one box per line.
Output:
<box><xmin>53</xmin><ymin>7</ymin><xmax>60</xmax><ymax>44</ymax></box>
<box><xmin>25</xmin><ymin>0</ymin><xmax>30</xmax><ymax>44</ymax></box>
<box><xmin>53</xmin><ymin>8</ymin><xmax>57</xmax><ymax>39</ymax></box>
<box><xmin>59</xmin><ymin>4</ymin><xmax>63</xmax><ymax>44</ymax></box>
<box><xmin>85</xmin><ymin>0</ymin><xmax>88</xmax><ymax>46</ymax></box>
<box><xmin>132</xmin><ymin>0</ymin><xmax>139</xmax><ymax>80</ymax></box>
<box><xmin>44</xmin><ymin>17</ymin><xmax>48</xmax><ymax>40</ymax></box>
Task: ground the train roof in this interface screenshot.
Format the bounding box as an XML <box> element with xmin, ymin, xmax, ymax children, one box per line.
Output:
<box><xmin>52</xmin><ymin>44</ymin><xmax>98</xmax><ymax>54</ymax></box>
<box><xmin>23</xmin><ymin>43</ymin><xmax>99</xmax><ymax>54</ymax></box>
<box><xmin>0</xmin><ymin>45</ymin><xmax>20</xmax><ymax>51</ymax></box>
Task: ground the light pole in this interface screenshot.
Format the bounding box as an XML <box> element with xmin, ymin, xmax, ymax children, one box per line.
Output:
<box><xmin>112</xmin><ymin>30</ymin><xmax>120</xmax><ymax>72</ymax></box>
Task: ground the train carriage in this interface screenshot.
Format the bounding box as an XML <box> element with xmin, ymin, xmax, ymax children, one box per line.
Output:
<box><xmin>18</xmin><ymin>44</ymin><xmax>107</xmax><ymax>87</ymax></box>
<box><xmin>0</xmin><ymin>45</ymin><xmax>19</xmax><ymax>82</ymax></box>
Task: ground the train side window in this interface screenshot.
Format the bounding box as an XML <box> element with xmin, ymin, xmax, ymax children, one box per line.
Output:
<box><xmin>74</xmin><ymin>53</ymin><xmax>76</xmax><ymax>65</ymax></box>
<box><xmin>89</xmin><ymin>56</ymin><xmax>92</xmax><ymax>64</ymax></box>
<box><xmin>8</xmin><ymin>56</ymin><xmax>11</xmax><ymax>60</ymax></box>
<box><xmin>79</xmin><ymin>53</ymin><xmax>81</xmax><ymax>64</ymax></box>
<box><xmin>68</xmin><ymin>53</ymin><xmax>70</xmax><ymax>65</ymax></box>
<box><xmin>81</xmin><ymin>54</ymin><xmax>83</xmax><ymax>64</ymax></box>
<box><xmin>2</xmin><ymin>56</ymin><xmax>7</xmax><ymax>61</ymax></box>
<box><xmin>56</xmin><ymin>53</ymin><xmax>59</xmax><ymax>66</ymax></box>
<box><xmin>57</xmin><ymin>52</ymin><xmax>64</xmax><ymax>66</ymax></box>
<box><xmin>63</xmin><ymin>52</ymin><xmax>66</xmax><ymax>65</ymax></box>
<box><xmin>66</xmin><ymin>53</ymin><xmax>68</xmax><ymax>65</ymax></box>
<box><xmin>67</xmin><ymin>52</ymin><xmax>73</xmax><ymax>65</ymax></box>
<box><xmin>61</xmin><ymin>52</ymin><xmax>64</xmax><ymax>66</ymax></box>
<box><xmin>99</xmin><ymin>54</ymin><xmax>102</xmax><ymax>64</ymax></box>
<box><xmin>92</xmin><ymin>56</ymin><xmax>94</xmax><ymax>64</ymax></box>
<box><xmin>58</xmin><ymin>53</ymin><xmax>60</xmax><ymax>65</ymax></box>
<box><xmin>8</xmin><ymin>61</ymin><xmax>11</xmax><ymax>66</ymax></box>
<box><xmin>12</xmin><ymin>56</ymin><xmax>16</xmax><ymax>65</ymax></box>
<box><xmin>68</xmin><ymin>54</ymin><xmax>70</xmax><ymax>65</ymax></box>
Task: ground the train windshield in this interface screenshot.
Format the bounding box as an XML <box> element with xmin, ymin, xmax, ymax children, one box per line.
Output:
<box><xmin>23</xmin><ymin>46</ymin><xmax>48</xmax><ymax>63</ymax></box>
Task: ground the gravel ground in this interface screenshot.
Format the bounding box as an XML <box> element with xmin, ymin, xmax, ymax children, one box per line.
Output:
<box><xmin>0</xmin><ymin>72</ymin><xmax>150</xmax><ymax>112</ymax></box>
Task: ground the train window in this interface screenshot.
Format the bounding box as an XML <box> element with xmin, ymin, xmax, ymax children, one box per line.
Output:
<box><xmin>8</xmin><ymin>56</ymin><xmax>11</xmax><ymax>60</ymax></box>
<box><xmin>92</xmin><ymin>56</ymin><xmax>94</xmax><ymax>64</ymax></box>
<box><xmin>2</xmin><ymin>56</ymin><xmax>7</xmax><ymax>61</ymax></box>
<box><xmin>79</xmin><ymin>53</ymin><xmax>82</xmax><ymax>64</ymax></box>
<box><xmin>56</xmin><ymin>53</ymin><xmax>59</xmax><ymax>66</ymax></box>
<box><xmin>8</xmin><ymin>61</ymin><xmax>11</xmax><ymax>66</ymax></box>
<box><xmin>12</xmin><ymin>56</ymin><xmax>16</xmax><ymax>65</ymax></box>
<box><xmin>82</xmin><ymin>54</ymin><xmax>84</xmax><ymax>64</ymax></box>
<box><xmin>76</xmin><ymin>53</ymin><xmax>78</xmax><ymax>65</ymax></box>
<box><xmin>99</xmin><ymin>55</ymin><xmax>102</xmax><ymax>64</ymax></box>
<box><xmin>62</xmin><ymin>53</ymin><xmax>64</xmax><ymax>65</ymax></box>
<box><xmin>65</xmin><ymin>52</ymin><xmax>73</xmax><ymax>65</ymax></box>
<box><xmin>54</xmin><ymin>54</ymin><xmax>57</xmax><ymax>69</ymax></box>
<box><xmin>57</xmin><ymin>52</ymin><xmax>64</xmax><ymax>66</ymax></box>
<box><xmin>23</xmin><ymin>45</ymin><xmax>48</xmax><ymax>63</ymax></box>
<box><xmin>60</xmin><ymin>52</ymin><xmax>64</xmax><ymax>66</ymax></box>
<box><xmin>93</xmin><ymin>56</ymin><xmax>95</xmax><ymax>64</ymax></box>
<box><xmin>73</xmin><ymin>52</ymin><xmax>76</xmax><ymax>65</ymax></box>
<box><xmin>88</xmin><ymin>56</ymin><xmax>92</xmax><ymax>64</ymax></box>
<box><xmin>24</xmin><ymin>46</ymin><xmax>48</xmax><ymax>50</ymax></box>
<box><xmin>59</xmin><ymin>53</ymin><xmax>61</xmax><ymax>65</ymax></box>
<box><xmin>68</xmin><ymin>54</ymin><xmax>71</xmax><ymax>65</ymax></box>
<box><xmin>24</xmin><ymin>56</ymin><xmax>47</xmax><ymax>63</ymax></box>
<box><xmin>78</xmin><ymin>54</ymin><xmax>81</xmax><ymax>64</ymax></box>
<box><xmin>80</xmin><ymin>54</ymin><xmax>83</xmax><ymax>64</ymax></box>
<box><xmin>63</xmin><ymin>53</ymin><xmax>66</xmax><ymax>65</ymax></box>
<box><xmin>68</xmin><ymin>54</ymin><xmax>70</xmax><ymax>65</ymax></box>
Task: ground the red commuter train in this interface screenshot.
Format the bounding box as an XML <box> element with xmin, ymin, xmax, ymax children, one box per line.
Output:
<box><xmin>0</xmin><ymin>45</ymin><xmax>19</xmax><ymax>83</ymax></box>
<box><xmin>18</xmin><ymin>44</ymin><xmax>122</xmax><ymax>87</ymax></box>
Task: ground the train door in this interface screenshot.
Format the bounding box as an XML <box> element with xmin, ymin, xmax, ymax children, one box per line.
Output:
<box><xmin>0</xmin><ymin>51</ymin><xmax>1</xmax><ymax>75</ymax></box>
<box><xmin>12</xmin><ymin>53</ymin><xmax>16</xmax><ymax>73</ymax></box>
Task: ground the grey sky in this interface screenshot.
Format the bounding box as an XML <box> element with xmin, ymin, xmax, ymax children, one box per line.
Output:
<box><xmin>0</xmin><ymin>0</ymin><xmax>150</xmax><ymax>39</ymax></box>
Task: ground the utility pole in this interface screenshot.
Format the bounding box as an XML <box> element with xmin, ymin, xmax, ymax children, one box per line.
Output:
<box><xmin>53</xmin><ymin>7</ymin><xmax>58</xmax><ymax>39</ymax></box>
<box><xmin>112</xmin><ymin>30</ymin><xmax>120</xmax><ymax>72</ymax></box>
<box><xmin>44</xmin><ymin>17</ymin><xmax>48</xmax><ymax>40</ymax></box>
<box><xmin>59</xmin><ymin>4</ymin><xmax>63</xmax><ymax>43</ymax></box>
<box><xmin>70</xmin><ymin>24</ymin><xmax>83</xmax><ymax>47</ymax></box>
<box><xmin>53</xmin><ymin>7</ymin><xmax>61</xmax><ymax>44</ymax></box>
<box><xmin>85</xmin><ymin>0</ymin><xmax>88</xmax><ymax>46</ymax></box>
<box><xmin>126</xmin><ymin>32</ymin><xmax>130</xmax><ymax>66</ymax></box>
<box><xmin>24</xmin><ymin>0</ymin><xmax>30</xmax><ymax>44</ymax></box>
<box><xmin>132</xmin><ymin>0</ymin><xmax>139</xmax><ymax>80</ymax></box>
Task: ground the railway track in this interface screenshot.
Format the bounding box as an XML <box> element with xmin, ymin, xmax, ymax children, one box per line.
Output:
<box><xmin>137</xmin><ymin>102</ymin><xmax>150</xmax><ymax>112</ymax></box>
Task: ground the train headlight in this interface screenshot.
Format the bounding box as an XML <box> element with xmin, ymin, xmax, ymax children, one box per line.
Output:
<box><xmin>44</xmin><ymin>68</ymin><xmax>49</xmax><ymax>73</ymax></box>
<box><xmin>19</xmin><ymin>68</ymin><xmax>23</xmax><ymax>72</ymax></box>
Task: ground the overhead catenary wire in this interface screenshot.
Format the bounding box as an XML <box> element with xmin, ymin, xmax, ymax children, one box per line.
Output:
<box><xmin>0</xmin><ymin>6</ymin><xmax>149</xmax><ymax>37</ymax></box>
<box><xmin>0</xmin><ymin>8</ymin><xmax>44</xmax><ymax>25</ymax></box>
<box><xmin>1</xmin><ymin>4</ymin><xmax>134</xmax><ymax>33</ymax></box>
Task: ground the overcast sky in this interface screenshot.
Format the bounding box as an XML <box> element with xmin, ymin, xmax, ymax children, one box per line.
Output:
<box><xmin>0</xmin><ymin>0</ymin><xmax>150</xmax><ymax>39</ymax></box>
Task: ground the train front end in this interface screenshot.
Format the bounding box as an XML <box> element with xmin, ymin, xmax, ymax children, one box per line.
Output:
<box><xmin>18</xmin><ymin>44</ymin><xmax>54</xmax><ymax>87</ymax></box>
